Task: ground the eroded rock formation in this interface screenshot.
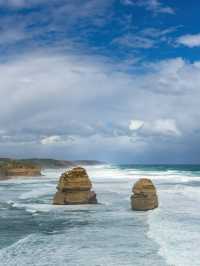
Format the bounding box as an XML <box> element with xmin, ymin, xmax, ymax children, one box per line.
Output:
<box><xmin>131</xmin><ymin>178</ymin><xmax>158</xmax><ymax>211</ymax></box>
<box><xmin>0</xmin><ymin>161</ymin><xmax>41</xmax><ymax>179</ymax></box>
<box><xmin>53</xmin><ymin>167</ymin><xmax>97</xmax><ymax>205</ymax></box>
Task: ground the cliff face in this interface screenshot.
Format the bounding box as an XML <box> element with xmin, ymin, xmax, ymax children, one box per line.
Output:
<box><xmin>131</xmin><ymin>178</ymin><xmax>158</xmax><ymax>211</ymax></box>
<box><xmin>0</xmin><ymin>158</ymin><xmax>104</xmax><ymax>169</ymax></box>
<box><xmin>0</xmin><ymin>161</ymin><xmax>41</xmax><ymax>178</ymax></box>
<box><xmin>2</xmin><ymin>168</ymin><xmax>41</xmax><ymax>177</ymax></box>
<box><xmin>53</xmin><ymin>167</ymin><xmax>97</xmax><ymax>205</ymax></box>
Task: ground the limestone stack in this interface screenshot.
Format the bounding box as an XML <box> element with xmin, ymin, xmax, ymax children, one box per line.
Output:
<box><xmin>53</xmin><ymin>167</ymin><xmax>97</xmax><ymax>205</ymax></box>
<box><xmin>131</xmin><ymin>178</ymin><xmax>158</xmax><ymax>211</ymax></box>
<box><xmin>0</xmin><ymin>161</ymin><xmax>41</xmax><ymax>179</ymax></box>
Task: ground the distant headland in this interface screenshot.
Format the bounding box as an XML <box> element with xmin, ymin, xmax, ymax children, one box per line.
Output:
<box><xmin>0</xmin><ymin>159</ymin><xmax>41</xmax><ymax>179</ymax></box>
<box><xmin>0</xmin><ymin>158</ymin><xmax>104</xmax><ymax>180</ymax></box>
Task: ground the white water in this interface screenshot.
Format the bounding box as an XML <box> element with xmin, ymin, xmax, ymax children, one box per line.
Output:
<box><xmin>0</xmin><ymin>165</ymin><xmax>200</xmax><ymax>265</ymax></box>
<box><xmin>87</xmin><ymin>165</ymin><xmax>200</xmax><ymax>266</ymax></box>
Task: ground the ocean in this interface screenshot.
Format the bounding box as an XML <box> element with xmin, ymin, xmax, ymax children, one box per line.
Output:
<box><xmin>0</xmin><ymin>164</ymin><xmax>200</xmax><ymax>266</ymax></box>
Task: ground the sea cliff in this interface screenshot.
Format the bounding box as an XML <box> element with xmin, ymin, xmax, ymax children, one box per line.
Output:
<box><xmin>0</xmin><ymin>160</ymin><xmax>41</xmax><ymax>179</ymax></box>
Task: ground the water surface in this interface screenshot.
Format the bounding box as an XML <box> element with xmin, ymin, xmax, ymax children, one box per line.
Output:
<box><xmin>1</xmin><ymin>164</ymin><xmax>200</xmax><ymax>266</ymax></box>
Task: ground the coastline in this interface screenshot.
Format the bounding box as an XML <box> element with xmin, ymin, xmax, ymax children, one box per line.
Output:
<box><xmin>1</xmin><ymin>164</ymin><xmax>200</xmax><ymax>265</ymax></box>
<box><xmin>0</xmin><ymin>166</ymin><xmax>167</xmax><ymax>266</ymax></box>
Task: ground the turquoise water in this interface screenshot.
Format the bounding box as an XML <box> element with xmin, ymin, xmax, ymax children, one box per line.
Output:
<box><xmin>0</xmin><ymin>165</ymin><xmax>200</xmax><ymax>265</ymax></box>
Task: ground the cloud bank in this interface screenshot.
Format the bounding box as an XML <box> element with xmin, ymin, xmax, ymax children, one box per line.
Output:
<box><xmin>0</xmin><ymin>50</ymin><xmax>200</xmax><ymax>163</ymax></box>
<box><xmin>0</xmin><ymin>0</ymin><xmax>199</xmax><ymax>163</ymax></box>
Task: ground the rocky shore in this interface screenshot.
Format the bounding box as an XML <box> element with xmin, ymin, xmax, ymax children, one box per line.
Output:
<box><xmin>53</xmin><ymin>167</ymin><xmax>97</xmax><ymax>205</ymax></box>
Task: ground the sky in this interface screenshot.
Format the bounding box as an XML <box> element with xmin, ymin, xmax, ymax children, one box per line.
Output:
<box><xmin>0</xmin><ymin>0</ymin><xmax>200</xmax><ymax>164</ymax></box>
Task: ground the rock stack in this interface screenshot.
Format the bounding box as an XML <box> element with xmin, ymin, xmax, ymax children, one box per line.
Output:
<box><xmin>131</xmin><ymin>178</ymin><xmax>158</xmax><ymax>211</ymax></box>
<box><xmin>53</xmin><ymin>167</ymin><xmax>97</xmax><ymax>205</ymax></box>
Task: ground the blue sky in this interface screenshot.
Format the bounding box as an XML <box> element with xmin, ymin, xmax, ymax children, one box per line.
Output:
<box><xmin>0</xmin><ymin>0</ymin><xmax>200</xmax><ymax>163</ymax></box>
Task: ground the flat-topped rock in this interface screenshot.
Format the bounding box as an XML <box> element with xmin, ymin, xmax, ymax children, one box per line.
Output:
<box><xmin>0</xmin><ymin>161</ymin><xmax>41</xmax><ymax>179</ymax></box>
<box><xmin>58</xmin><ymin>167</ymin><xmax>92</xmax><ymax>191</ymax></box>
<box><xmin>53</xmin><ymin>167</ymin><xmax>97</xmax><ymax>205</ymax></box>
<box><xmin>131</xmin><ymin>178</ymin><xmax>158</xmax><ymax>211</ymax></box>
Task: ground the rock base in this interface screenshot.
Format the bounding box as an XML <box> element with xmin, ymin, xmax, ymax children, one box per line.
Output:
<box><xmin>53</xmin><ymin>190</ymin><xmax>97</xmax><ymax>205</ymax></box>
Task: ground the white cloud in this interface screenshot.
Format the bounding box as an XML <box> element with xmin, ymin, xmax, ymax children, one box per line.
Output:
<box><xmin>123</xmin><ymin>0</ymin><xmax>175</xmax><ymax>15</ymax></box>
<box><xmin>129</xmin><ymin>119</ymin><xmax>181</xmax><ymax>137</ymax></box>
<box><xmin>113</xmin><ymin>26</ymin><xmax>178</xmax><ymax>49</ymax></box>
<box><xmin>113</xmin><ymin>34</ymin><xmax>155</xmax><ymax>49</ymax></box>
<box><xmin>152</xmin><ymin>119</ymin><xmax>181</xmax><ymax>136</ymax></box>
<box><xmin>129</xmin><ymin>120</ymin><xmax>144</xmax><ymax>130</ymax></box>
<box><xmin>177</xmin><ymin>34</ymin><xmax>200</xmax><ymax>48</ymax></box>
<box><xmin>0</xmin><ymin>50</ymin><xmax>200</xmax><ymax>161</ymax></box>
<box><xmin>146</xmin><ymin>0</ymin><xmax>175</xmax><ymax>14</ymax></box>
<box><xmin>141</xmin><ymin>26</ymin><xmax>178</xmax><ymax>39</ymax></box>
<box><xmin>40</xmin><ymin>135</ymin><xmax>61</xmax><ymax>145</ymax></box>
